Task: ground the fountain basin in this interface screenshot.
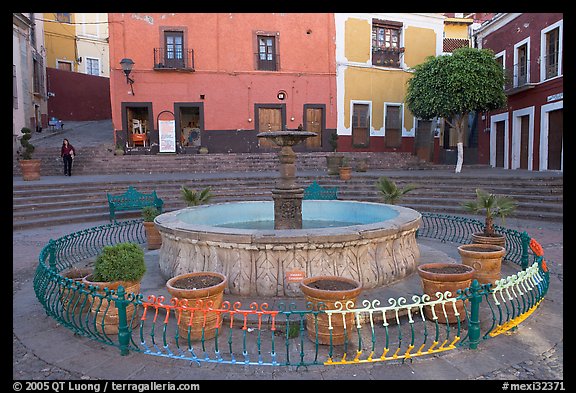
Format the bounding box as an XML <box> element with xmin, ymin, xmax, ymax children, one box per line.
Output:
<box><xmin>156</xmin><ymin>200</ymin><xmax>421</xmax><ymax>297</ymax></box>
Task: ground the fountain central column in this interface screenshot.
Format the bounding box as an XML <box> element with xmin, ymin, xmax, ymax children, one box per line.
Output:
<box><xmin>256</xmin><ymin>131</ymin><xmax>317</xmax><ymax>230</ymax></box>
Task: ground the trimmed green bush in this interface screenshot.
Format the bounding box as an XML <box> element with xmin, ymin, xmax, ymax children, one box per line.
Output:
<box><xmin>19</xmin><ymin>127</ymin><xmax>35</xmax><ymax>160</ymax></box>
<box><xmin>93</xmin><ymin>242</ymin><xmax>146</xmax><ymax>283</ymax></box>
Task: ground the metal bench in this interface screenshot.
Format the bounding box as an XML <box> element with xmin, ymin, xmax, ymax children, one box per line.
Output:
<box><xmin>107</xmin><ymin>186</ymin><xmax>164</xmax><ymax>222</ymax></box>
<box><xmin>303</xmin><ymin>181</ymin><xmax>339</xmax><ymax>200</ymax></box>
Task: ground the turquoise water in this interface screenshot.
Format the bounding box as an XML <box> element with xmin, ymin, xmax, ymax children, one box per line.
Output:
<box><xmin>177</xmin><ymin>200</ymin><xmax>399</xmax><ymax>229</ymax></box>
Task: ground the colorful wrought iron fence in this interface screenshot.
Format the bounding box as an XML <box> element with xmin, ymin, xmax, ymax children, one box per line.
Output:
<box><xmin>33</xmin><ymin>213</ymin><xmax>550</xmax><ymax>367</ymax></box>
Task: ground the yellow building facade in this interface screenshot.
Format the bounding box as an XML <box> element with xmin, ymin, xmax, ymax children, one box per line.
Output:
<box><xmin>43</xmin><ymin>13</ymin><xmax>77</xmax><ymax>71</ymax></box>
<box><xmin>335</xmin><ymin>13</ymin><xmax>445</xmax><ymax>152</ymax></box>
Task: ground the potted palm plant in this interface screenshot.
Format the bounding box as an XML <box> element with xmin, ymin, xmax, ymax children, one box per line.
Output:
<box><xmin>142</xmin><ymin>206</ymin><xmax>162</xmax><ymax>250</ymax></box>
<box><xmin>17</xmin><ymin>127</ymin><xmax>41</xmax><ymax>181</ymax></box>
<box><xmin>460</xmin><ymin>188</ymin><xmax>518</xmax><ymax>247</ymax></box>
<box><xmin>82</xmin><ymin>242</ymin><xmax>146</xmax><ymax>334</ymax></box>
<box><xmin>180</xmin><ymin>185</ymin><xmax>213</xmax><ymax>206</ymax></box>
<box><xmin>375</xmin><ymin>176</ymin><xmax>419</xmax><ymax>205</ymax></box>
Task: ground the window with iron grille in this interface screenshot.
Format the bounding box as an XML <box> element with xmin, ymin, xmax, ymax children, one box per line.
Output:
<box><xmin>257</xmin><ymin>35</ymin><xmax>277</xmax><ymax>71</ymax></box>
<box><xmin>86</xmin><ymin>58</ymin><xmax>100</xmax><ymax>76</ymax></box>
<box><xmin>372</xmin><ymin>19</ymin><xmax>403</xmax><ymax>68</ymax></box>
<box><xmin>516</xmin><ymin>43</ymin><xmax>528</xmax><ymax>86</ymax></box>
<box><xmin>545</xmin><ymin>27</ymin><xmax>560</xmax><ymax>80</ymax></box>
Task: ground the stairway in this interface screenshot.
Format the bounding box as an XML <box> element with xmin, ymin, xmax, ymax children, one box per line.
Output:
<box><xmin>13</xmin><ymin>169</ymin><xmax>563</xmax><ymax>230</ymax></box>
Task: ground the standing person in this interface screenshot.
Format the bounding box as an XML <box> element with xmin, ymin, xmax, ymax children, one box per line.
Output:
<box><xmin>61</xmin><ymin>138</ymin><xmax>76</xmax><ymax>176</ymax></box>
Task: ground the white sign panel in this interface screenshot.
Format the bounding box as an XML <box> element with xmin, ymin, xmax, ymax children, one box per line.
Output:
<box><xmin>158</xmin><ymin>120</ymin><xmax>176</xmax><ymax>153</ymax></box>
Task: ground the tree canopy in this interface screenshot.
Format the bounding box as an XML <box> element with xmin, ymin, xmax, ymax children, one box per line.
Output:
<box><xmin>405</xmin><ymin>47</ymin><xmax>507</xmax><ymax>121</ymax></box>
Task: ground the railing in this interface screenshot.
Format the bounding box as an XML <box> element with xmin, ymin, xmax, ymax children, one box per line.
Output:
<box><xmin>153</xmin><ymin>48</ymin><xmax>195</xmax><ymax>71</ymax></box>
<box><xmin>33</xmin><ymin>213</ymin><xmax>550</xmax><ymax>367</ymax></box>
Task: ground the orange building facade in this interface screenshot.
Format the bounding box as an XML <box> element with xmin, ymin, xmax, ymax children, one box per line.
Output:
<box><xmin>108</xmin><ymin>13</ymin><xmax>337</xmax><ymax>154</ymax></box>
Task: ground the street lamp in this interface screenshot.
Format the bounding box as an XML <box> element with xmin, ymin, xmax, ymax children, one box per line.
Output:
<box><xmin>120</xmin><ymin>58</ymin><xmax>135</xmax><ymax>95</ymax></box>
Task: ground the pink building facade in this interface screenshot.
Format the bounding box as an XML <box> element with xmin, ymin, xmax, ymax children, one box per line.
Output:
<box><xmin>474</xmin><ymin>13</ymin><xmax>563</xmax><ymax>171</ymax></box>
<box><xmin>108</xmin><ymin>13</ymin><xmax>336</xmax><ymax>154</ymax></box>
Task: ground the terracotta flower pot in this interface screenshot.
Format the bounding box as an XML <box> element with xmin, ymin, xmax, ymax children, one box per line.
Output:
<box><xmin>166</xmin><ymin>271</ymin><xmax>227</xmax><ymax>341</ymax></box>
<box><xmin>143</xmin><ymin>221</ymin><xmax>162</xmax><ymax>250</ymax></box>
<box><xmin>339</xmin><ymin>166</ymin><xmax>352</xmax><ymax>181</ymax></box>
<box><xmin>300</xmin><ymin>275</ymin><xmax>362</xmax><ymax>345</ymax></box>
<box><xmin>59</xmin><ymin>267</ymin><xmax>93</xmax><ymax>315</ymax></box>
<box><xmin>82</xmin><ymin>274</ymin><xmax>141</xmax><ymax>335</ymax></box>
<box><xmin>457</xmin><ymin>243</ymin><xmax>506</xmax><ymax>285</ymax></box>
<box><xmin>471</xmin><ymin>232</ymin><xmax>506</xmax><ymax>248</ymax></box>
<box><xmin>19</xmin><ymin>159</ymin><xmax>41</xmax><ymax>181</ymax></box>
<box><xmin>417</xmin><ymin>263</ymin><xmax>474</xmax><ymax>324</ymax></box>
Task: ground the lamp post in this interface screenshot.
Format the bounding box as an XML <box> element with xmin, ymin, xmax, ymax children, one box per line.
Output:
<box><xmin>120</xmin><ymin>58</ymin><xmax>135</xmax><ymax>95</ymax></box>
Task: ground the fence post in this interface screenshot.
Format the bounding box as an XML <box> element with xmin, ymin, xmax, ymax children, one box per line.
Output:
<box><xmin>116</xmin><ymin>286</ymin><xmax>131</xmax><ymax>356</ymax></box>
<box><xmin>467</xmin><ymin>279</ymin><xmax>483</xmax><ymax>350</ymax></box>
<box><xmin>48</xmin><ymin>239</ymin><xmax>57</xmax><ymax>271</ymax></box>
<box><xmin>521</xmin><ymin>232</ymin><xmax>530</xmax><ymax>270</ymax></box>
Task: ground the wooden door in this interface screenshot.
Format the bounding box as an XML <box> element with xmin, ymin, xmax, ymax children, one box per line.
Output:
<box><xmin>165</xmin><ymin>31</ymin><xmax>184</xmax><ymax>68</ymax></box>
<box><xmin>258</xmin><ymin>108</ymin><xmax>282</xmax><ymax>148</ymax></box>
<box><xmin>385</xmin><ymin>106</ymin><xmax>402</xmax><ymax>147</ymax></box>
<box><xmin>352</xmin><ymin>104</ymin><xmax>369</xmax><ymax>147</ymax></box>
<box><xmin>547</xmin><ymin>109</ymin><xmax>563</xmax><ymax>170</ymax></box>
<box><xmin>519</xmin><ymin>115</ymin><xmax>529</xmax><ymax>169</ymax></box>
<box><xmin>495</xmin><ymin>121</ymin><xmax>505</xmax><ymax>168</ymax></box>
<box><xmin>414</xmin><ymin>119</ymin><xmax>433</xmax><ymax>162</ymax></box>
<box><xmin>305</xmin><ymin>108</ymin><xmax>322</xmax><ymax>149</ymax></box>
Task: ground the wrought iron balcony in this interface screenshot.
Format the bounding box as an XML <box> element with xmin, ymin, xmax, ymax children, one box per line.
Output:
<box><xmin>503</xmin><ymin>60</ymin><xmax>536</xmax><ymax>94</ymax></box>
<box><xmin>372</xmin><ymin>47</ymin><xmax>404</xmax><ymax>68</ymax></box>
<box><xmin>153</xmin><ymin>48</ymin><xmax>194</xmax><ymax>71</ymax></box>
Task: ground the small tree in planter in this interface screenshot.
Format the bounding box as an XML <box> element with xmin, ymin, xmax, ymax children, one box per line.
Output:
<box><xmin>376</xmin><ymin>176</ymin><xmax>419</xmax><ymax>205</ymax></box>
<box><xmin>82</xmin><ymin>242</ymin><xmax>146</xmax><ymax>334</ymax></box>
<box><xmin>180</xmin><ymin>185</ymin><xmax>213</xmax><ymax>206</ymax></box>
<box><xmin>326</xmin><ymin>132</ymin><xmax>344</xmax><ymax>175</ymax></box>
<box><xmin>142</xmin><ymin>206</ymin><xmax>162</xmax><ymax>250</ymax></box>
<box><xmin>405</xmin><ymin>47</ymin><xmax>507</xmax><ymax>173</ymax></box>
<box><xmin>461</xmin><ymin>188</ymin><xmax>517</xmax><ymax>246</ymax></box>
<box><xmin>17</xmin><ymin>127</ymin><xmax>41</xmax><ymax>180</ymax></box>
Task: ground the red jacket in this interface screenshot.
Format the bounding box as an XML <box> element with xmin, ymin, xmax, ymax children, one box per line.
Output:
<box><xmin>61</xmin><ymin>145</ymin><xmax>75</xmax><ymax>157</ymax></box>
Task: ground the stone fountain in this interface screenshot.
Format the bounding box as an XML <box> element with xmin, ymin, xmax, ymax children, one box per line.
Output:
<box><xmin>256</xmin><ymin>130</ymin><xmax>317</xmax><ymax>229</ymax></box>
<box><xmin>155</xmin><ymin>131</ymin><xmax>422</xmax><ymax>297</ymax></box>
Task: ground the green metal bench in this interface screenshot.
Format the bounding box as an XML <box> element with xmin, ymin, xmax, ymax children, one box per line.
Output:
<box><xmin>107</xmin><ymin>186</ymin><xmax>164</xmax><ymax>222</ymax></box>
<box><xmin>303</xmin><ymin>180</ymin><xmax>338</xmax><ymax>200</ymax></box>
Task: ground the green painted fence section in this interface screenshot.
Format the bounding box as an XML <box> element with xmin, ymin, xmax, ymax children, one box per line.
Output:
<box><xmin>33</xmin><ymin>213</ymin><xmax>550</xmax><ymax>367</ymax></box>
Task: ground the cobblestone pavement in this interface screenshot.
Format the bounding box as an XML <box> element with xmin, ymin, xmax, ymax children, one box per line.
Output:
<box><xmin>13</xmin><ymin>217</ymin><xmax>563</xmax><ymax>381</ymax></box>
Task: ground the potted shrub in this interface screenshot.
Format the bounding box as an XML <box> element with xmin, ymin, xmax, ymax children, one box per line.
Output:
<box><xmin>181</xmin><ymin>185</ymin><xmax>213</xmax><ymax>206</ymax></box>
<box><xmin>142</xmin><ymin>206</ymin><xmax>162</xmax><ymax>250</ymax></box>
<box><xmin>59</xmin><ymin>266</ymin><xmax>93</xmax><ymax>315</ymax></box>
<box><xmin>376</xmin><ymin>176</ymin><xmax>419</xmax><ymax>205</ymax></box>
<box><xmin>166</xmin><ymin>271</ymin><xmax>227</xmax><ymax>341</ymax></box>
<box><xmin>17</xmin><ymin>127</ymin><xmax>41</xmax><ymax>181</ymax></box>
<box><xmin>338</xmin><ymin>157</ymin><xmax>352</xmax><ymax>181</ymax></box>
<box><xmin>326</xmin><ymin>132</ymin><xmax>344</xmax><ymax>175</ymax></box>
<box><xmin>300</xmin><ymin>275</ymin><xmax>362</xmax><ymax>345</ymax></box>
<box><xmin>417</xmin><ymin>262</ymin><xmax>474</xmax><ymax>324</ymax></box>
<box><xmin>82</xmin><ymin>242</ymin><xmax>146</xmax><ymax>334</ymax></box>
<box><xmin>461</xmin><ymin>188</ymin><xmax>518</xmax><ymax>247</ymax></box>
